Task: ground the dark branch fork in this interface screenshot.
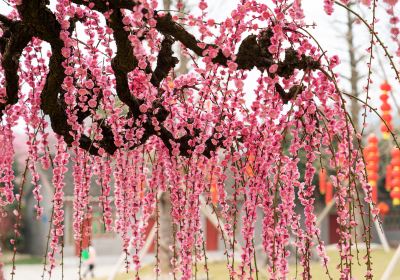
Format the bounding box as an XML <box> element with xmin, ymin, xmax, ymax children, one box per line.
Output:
<box><xmin>0</xmin><ymin>0</ymin><xmax>320</xmax><ymax>158</ymax></box>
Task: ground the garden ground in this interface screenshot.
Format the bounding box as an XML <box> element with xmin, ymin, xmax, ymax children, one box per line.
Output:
<box><xmin>94</xmin><ymin>248</ymin><xmax>400</xmax><ymax>280</ymax></box>
<box><xmin>3</xmin><ymin>248</ymin><xmax>400</xmax><ymax>279</ymax></box>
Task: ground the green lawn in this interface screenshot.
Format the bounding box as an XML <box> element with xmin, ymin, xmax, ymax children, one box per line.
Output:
<box><xmin>1</xmin><ymin>251</ymin><xmax>43</xmax><ymax>265</ymax></box>
<box><xmin>96</xmin><ymin>248</ymin><xmax>400</xmax><ymax>279</ymax></box>
<box><xmin>289</xmin><ymin>248</ymin><xmax>400</xmax><ymax>279</ymax></box>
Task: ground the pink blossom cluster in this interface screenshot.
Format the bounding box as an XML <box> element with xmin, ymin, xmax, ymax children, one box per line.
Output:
<box><xmin>0</xmin><ymin>122</ymin><xmax>15</xmax><ymax>210</ymax></box>
<box><xmin>47</xmin><ymin>137</ymin><xmax>69</xmax><ymax>270</ymax></box>
<box><xmin>385</xmin><ymin>4</ymin><xmax>400</xmax><ymax>64</ymax></box>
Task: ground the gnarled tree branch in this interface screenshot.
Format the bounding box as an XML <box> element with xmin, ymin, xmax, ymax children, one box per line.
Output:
<box><xmin>151</xmin><ymin>35</ymin><xmax>178</xmax><ymax>87</ymax></box>
<box><xmin>0</xmin><ymin>20</ymin><xmax>32</xmax><ymax>116</ymax></box>
<box><xmin>0</xmin><ymin>0</ymin><xmax>321</xmax><ymax>159</ymax></box>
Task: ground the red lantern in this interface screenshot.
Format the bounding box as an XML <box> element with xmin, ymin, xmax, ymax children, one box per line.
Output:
<box><xmin>205</xmin><ymin>163</ymin><xmax>219</xmax><ymax>205</ymax></box>
<box><xmin>391</xmin><ymin>187</ymin><xmax>400</xmax><ymax>206</ymax></box>
<box><xmin>368</xmin><ymin>172</ymin><xmax>379</xmax><ymax>182</ymax></box>
<box><xmin>367</xmin><ymin>161</ymin><xmax>379</xmax><ymax>171</ymax></box>
<box><xmin>392</xmin><ymin>148</ymin><xmax>400</xmax><ymax>158</ymax></box>
<box><xmin>380</xmin><ymin>94</ymin><xmax>389</xmax><ymax>102</ymax></box>
<box><xmin>392</xmin><ymin>169</ymin><xmax>400</xmax><ymax>178</ymax></box>
<box><xmin>325</xmin><ymin>182</ymin><xmax>333</xmax><ymax>204</ymax></box>
<box><xmin>369</xmin><ymin>135</ymin><xmax>379</xmax><ymax>144</ymax></box>
<box><xmin>380</xmin><ymin>81</ymin><xmax>393</xmax><ymax>140</ymax></box>
<box><xmin>390</xmin><ymin>148</ymin><xmax>400</xmax><ymax>206</ymax></box>
<box><xmin>210</xmin><ymin>179</ymin><xmax>218</xmax><ymax>205</ymax></box>
<box><xmin>378</xmin><ymin>202</ymin><xmax>390</xmax><ymax>218</ymax></box>
<box><xmin>380</xmin><ymin>81</ymin><xmax>392</xmax><ymax>91</ymax></box>
<box><xmin>364</xmin><ymin>135</ymin><xmax>380</xmax><ymax>203</ymax></box>
<box><xmin>245</xmin><ymin>153</ymin><xmax>255</xmax><ymax>177</ymax></box>
<box><xmin>382</xmin><ymin>114</ymin><xmax>392</xmax><ymax>123</ymax></box>
<box><xmin>381</xmin><ymin>102</ymin><xmax>391</xmax><ymax>111</ymax></box>
<box><xmin>392</xmin><ymin>177</ymin><xmax>400</xmax><ymax>187</ymax></box>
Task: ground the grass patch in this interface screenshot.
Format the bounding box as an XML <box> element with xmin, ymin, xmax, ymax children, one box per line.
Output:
<box><xmin>1</xmin><ymin>252</ymin><xmax>43</xmax><ymax>265</ymax></box>
<box><xmin>96</xmin><ymin>249</ymin><xmax>400</xmax><ymax>280</ymax></box>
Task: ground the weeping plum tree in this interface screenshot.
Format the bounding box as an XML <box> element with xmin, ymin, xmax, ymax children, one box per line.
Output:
<box><xmin>0</xmin><ymin>0</ymin><xmax>400</xmax><ymax>279</ymax></box>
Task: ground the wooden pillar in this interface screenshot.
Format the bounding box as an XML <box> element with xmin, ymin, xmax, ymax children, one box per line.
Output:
<box><xmin>205</xmin><ymin>218</ymin><xmax>218</xmax><ymax>251</ymax></box>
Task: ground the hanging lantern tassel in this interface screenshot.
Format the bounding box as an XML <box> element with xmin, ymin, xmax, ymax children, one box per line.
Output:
<box><xmin>380</xmin><ymin>81</ymin><xmax>393</xmax><ymax>140</ymax></box>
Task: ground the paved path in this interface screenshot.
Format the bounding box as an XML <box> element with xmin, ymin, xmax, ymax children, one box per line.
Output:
<box><xmin>3</xmin><ymin>252</ymin><xmax>228</xmax><ymax>279</ymax></box>
<box><xmin>4</xmin><ymin>255</ymin><xmax>121</xmax><ymax>280</ymax></box>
